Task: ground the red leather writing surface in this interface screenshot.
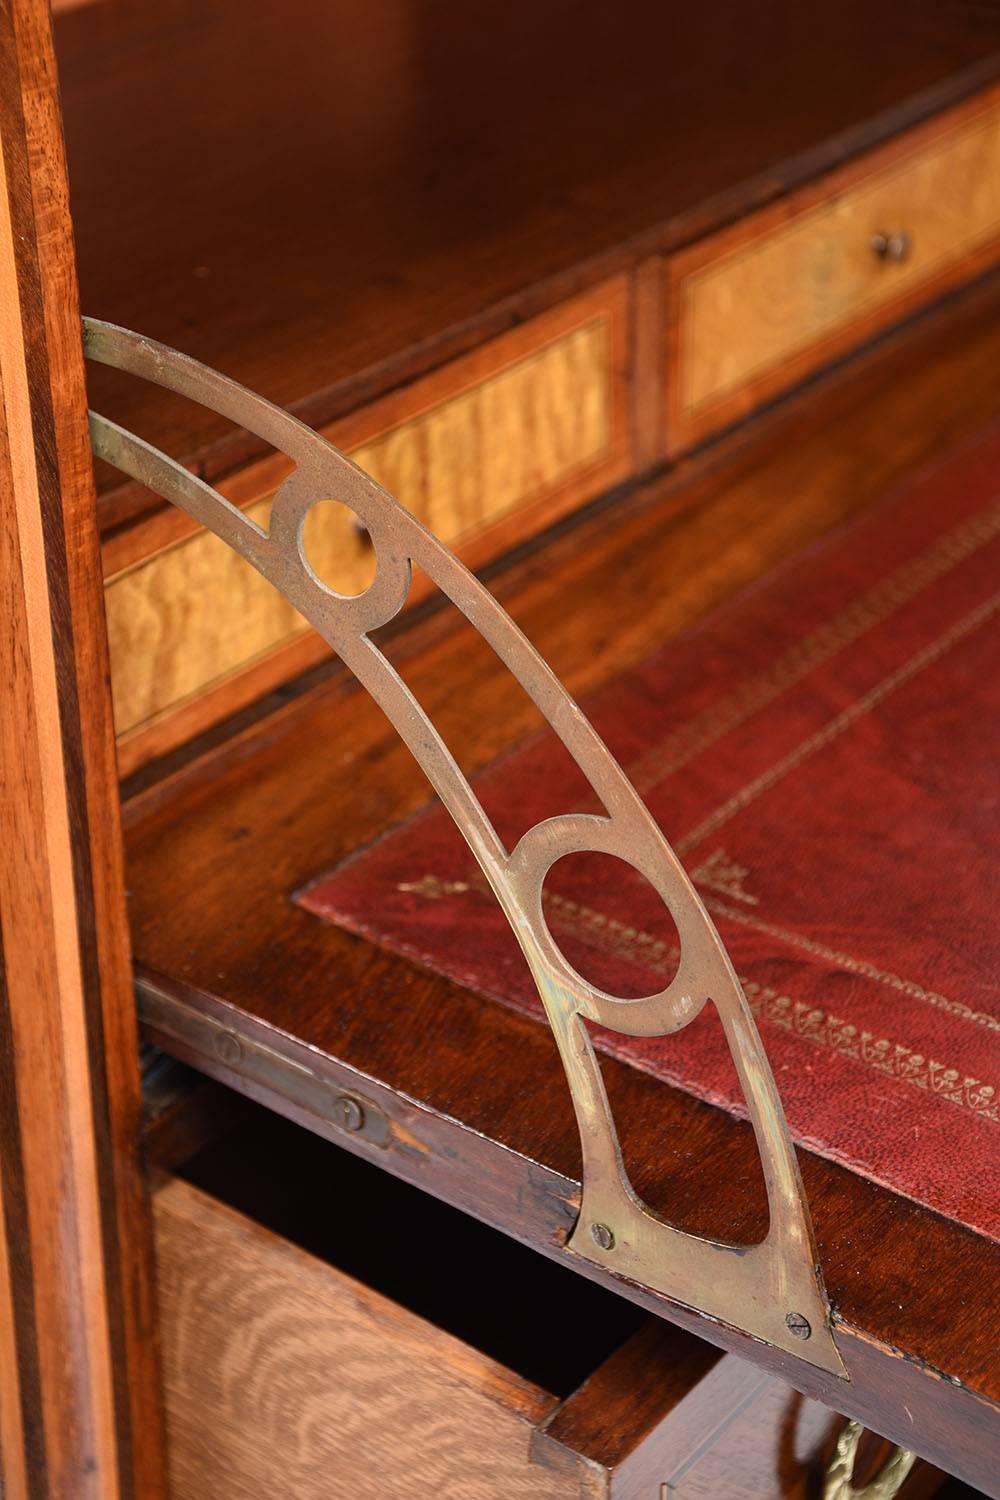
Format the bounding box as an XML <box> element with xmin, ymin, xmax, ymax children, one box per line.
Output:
<box><xmin>299</xmin><ymin>431</ymin><xmax>1000</xmax><ymax>1240</ymax></box>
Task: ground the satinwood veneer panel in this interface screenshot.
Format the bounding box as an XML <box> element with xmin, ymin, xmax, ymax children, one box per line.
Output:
<box><xmin>102</xmin><ymin>281</ymin><xmax>629</xmax><ymax>771</ymax></box>
<box><xmin>667</xmin><ymin>83</ymin><xmax>1000</xmax><ymax>451</ymax></box>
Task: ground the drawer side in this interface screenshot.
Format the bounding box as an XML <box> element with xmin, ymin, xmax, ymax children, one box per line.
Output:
<box><xmin>154</xmin><ymin>1177</ymin><xmax>588</xmax><ymax>1500</ymax></box>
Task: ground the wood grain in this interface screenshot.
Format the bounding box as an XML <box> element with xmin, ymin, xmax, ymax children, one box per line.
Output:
<box><xmin>105</xmin><ymin>282</ymin><xmax>628</xmax><ymax>768</ymax></box>
<box><xmin>128</xmin><ymin>270</ymin><xmax>1000</xmax><ymax>1494</ymax></box>
<box><xmin>0</xmin><ymin>0</ymin><xmax>166</xmax><ymax>1494</ymax></box>
<box><xmin>535</xmin><ymin>1320</ymin><xmax>722</xmax><ymax>1498</ymax></box>
<box><xmin>667</xmin><ymin>82</ymin><xmax>1000</xmax><ymax>451</ymax></box>
<box><xmin>157</xmin><ymin>1103</ymin><xmax>944</xmax><ymax>1500</ymax></box>
<box><xmin>632</xmin><ymin>257</ymin><xmax>665</xmax><ymax>473</ymax></box>
<box><xmin>154</xmin><ymin>1176</ymin><xmax>593</xmax><ymax>1500</ymax></box>
<box><xmin>650</xmin><ymin>1355</ymin><xmax>942</xmax><ymax>1500</ymax></box>
<box><xmin>52</xmin><ymin>0</ymin><xmax>1000</xmax><ymax>530</ymax></box>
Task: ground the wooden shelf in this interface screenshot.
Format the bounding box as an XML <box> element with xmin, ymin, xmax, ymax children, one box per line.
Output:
<box><xmin>126</xmin><ymin>272</ymin><xmax>1000</xmax><ymax>1494</ymax></box>
<box><xmin>56</xmin><ymin>0</ymin><xmax>1000</xmax><ymax>528</ymax></box>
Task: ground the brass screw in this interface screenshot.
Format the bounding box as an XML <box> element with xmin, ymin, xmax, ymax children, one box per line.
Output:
<box><xmin>335</xmin><ymin>1094</ymin><xmax>366</xmax><ymax>1133</ymax></box>
<box><xmin>591</xmin><ymin>1222</ymin><xmax>615</xmax><ymax>1251</ymax></box>
<box><xmin>785</xmin><ymin>1311</ymin><xmax>812</xmax><ymax>1341</ymax></box>
<box><xmin>213</xmin><ymin>1030</ymin><xmax>244</xmax><ymax>1066</ymax></box>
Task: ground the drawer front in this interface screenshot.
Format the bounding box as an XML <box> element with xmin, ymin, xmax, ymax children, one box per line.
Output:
<box><xmin>155</xmin><ymin>1178</ymin><xmax>587</xmax><ymax>1500</ymax></box>
<box><xmin>667</xmin><ymin>84</ymin><xmax>1000</xmax><ymax>451</ymax></box>
<box><xmin>106</xmin><ymin>277</ymin><xmax>630</xmax><ymax>776</ymax></box>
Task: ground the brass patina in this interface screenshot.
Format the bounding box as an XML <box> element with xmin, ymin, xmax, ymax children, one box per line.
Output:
<box><xmin>824</xmin><ymin>1422</ymin><xmax>917</xmax><ymax>1499</ymax></box>
<box><xmin>85</xmin><ymin>318</ymin><xmax>845</xmax><ymax>1376</ymax></box>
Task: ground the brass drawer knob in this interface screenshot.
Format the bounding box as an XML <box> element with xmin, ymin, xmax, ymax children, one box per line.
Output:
<box><xmin>870</xmin><ymin>230</ymin><xmax>912</xmax><ymax>263</ymax></box>
<box><xmin>823</xmin><ymin>1420</ymin><xmax>917</xmax><ymax>1500</ymax></box>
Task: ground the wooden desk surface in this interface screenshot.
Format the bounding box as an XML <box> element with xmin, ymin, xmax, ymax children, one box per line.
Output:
<box><xmin>128</xmin><ymin>274</ymin><xmax>1000</xmax><ymax>1493</ymax></box>
<box><xmin>55</xmin><ymin>0</ymin><xmax>1000</xmax><ymax>526</ymax></box>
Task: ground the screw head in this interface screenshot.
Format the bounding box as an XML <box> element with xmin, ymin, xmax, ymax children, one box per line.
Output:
<box><xmin>785</xmin><ymin>1311</ymin><xmax>812</xmax><ymax>1341</ymax></box>
<box><xmin>590</xmin><ymin>1222</ymin><xmax>615</xmax><ymax>1251</ymax></box>
<box><xmin>213</xmin><ymin>1030</ymin><xmax>244</xmax><ymax>1066</ymax></box>
<box><xmin>335</xmin><ymin>1094</ymin><xmax>366</xmax><ymax>1133</ymax></box>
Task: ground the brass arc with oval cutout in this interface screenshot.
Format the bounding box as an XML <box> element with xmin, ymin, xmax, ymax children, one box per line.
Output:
<box><xmin>84</xmin><ymin>317</ymin><xmax>846</xmax><ymax>1377</ymax></box>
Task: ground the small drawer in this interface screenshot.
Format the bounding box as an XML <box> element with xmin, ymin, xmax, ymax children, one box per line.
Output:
<box><xmin>152</xmin><ymin>1107</ymin><xmax>943</xmax><ymax>1500</ymax></box>
<box><xmin>666</xmin><ymin>84</ymin><xmax>1000</xmax><ymax>453</ymax></box>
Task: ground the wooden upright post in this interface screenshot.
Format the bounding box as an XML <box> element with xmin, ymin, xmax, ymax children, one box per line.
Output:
<box><xmin>0</xmin><ymin>0</ymin><xmax>167</xmax><ymax>1495</ymax></box>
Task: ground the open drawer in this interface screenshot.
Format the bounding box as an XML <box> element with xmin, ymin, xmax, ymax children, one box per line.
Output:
<box><xmin>152</xmin><ymin>1103</ymin><xmax>941</xmax><ymax>1500</ymax></box>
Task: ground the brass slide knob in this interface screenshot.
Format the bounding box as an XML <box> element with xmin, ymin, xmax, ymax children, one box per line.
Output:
<box><xmin>870</xmin><ymin>230</ymin><xmax>912</xmax><ymax>263</ymax></box>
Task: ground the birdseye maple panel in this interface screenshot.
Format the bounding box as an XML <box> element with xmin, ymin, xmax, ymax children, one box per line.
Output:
<box><xmin>666</xmin><ymin>82</ymin><xmax>1000</xmax><ymax>452</ymax></box>
<box><xmin>103</xmin><ymin>279</ymin><xmax>630</xmax><ymax>771</ymax></box>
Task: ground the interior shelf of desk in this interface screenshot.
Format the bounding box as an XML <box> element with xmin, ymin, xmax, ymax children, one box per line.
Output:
<box><xmin>55</xmin><ymin>0</ymin><xmax>998</xmax><ymax>528</ymax></box>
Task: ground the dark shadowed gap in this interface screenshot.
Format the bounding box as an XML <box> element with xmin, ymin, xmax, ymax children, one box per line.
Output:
<box><xmin>178</xmin><ymin>1094</ymin><xmax>647</xmax><ymax>1397</ymax></box>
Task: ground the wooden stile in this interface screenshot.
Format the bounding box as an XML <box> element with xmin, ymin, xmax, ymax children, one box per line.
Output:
<box><xmin>0</xmin><ymin>0</ymin><xmax>166</xmax><ymax>1495</ymax></box>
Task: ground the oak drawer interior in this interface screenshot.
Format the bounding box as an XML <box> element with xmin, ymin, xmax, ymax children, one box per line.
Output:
<box><xmin>154</xmin><ymin>1101</ymin><xmax>717</xmax><ymax>1499</ymax></box>
<box><xmin>152</xmin><ymin>1093</ymin><xmax>954</xmax><ymax>1500</ymax></box>
<box><xmin>168</xmin><ymin>1106</ymin><xmax>652</xmax><ymax>1398</ymax></box>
